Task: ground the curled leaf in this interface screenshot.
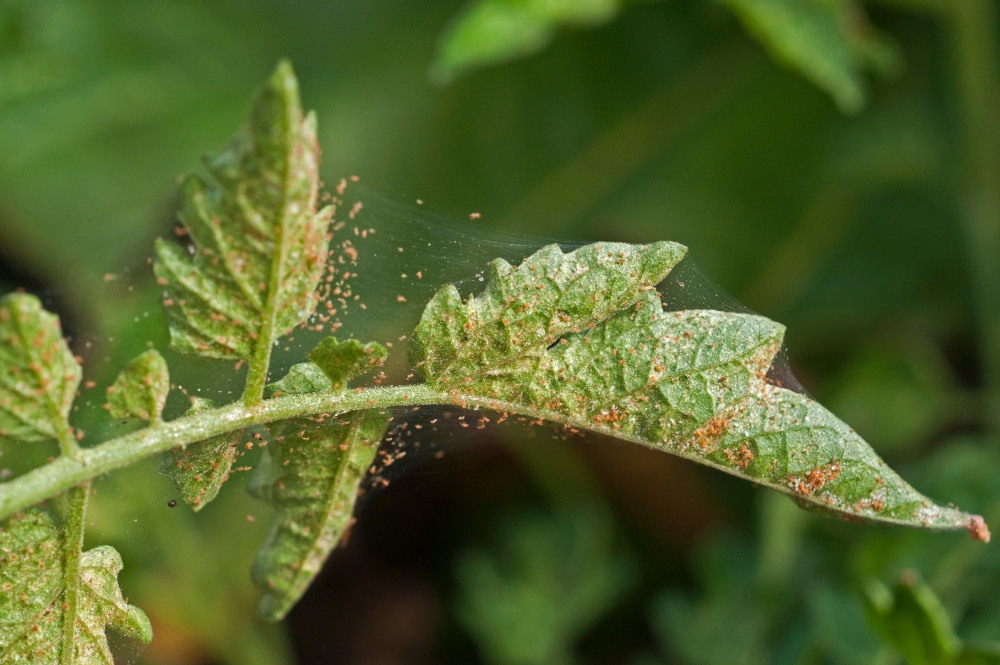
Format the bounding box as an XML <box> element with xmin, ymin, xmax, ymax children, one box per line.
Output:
<box><xmin>107</xmin><ymin>349</ymin><xmax>169</xmax><ymax>422</ymax></box>
<box><xmin>0</xmin><ymin>293</ymin><xmax>80</xmax><ymax>444</ymax></box>
<box><xmin>411</xmin><ymin>242</ymin><xmax>986</xmax><ymax>537</ymax></box>
<box><xmin>153</xmin><ymin>60</ymin><xmax>332</xmax><ymax>361</ymax></box>
<box><xmin>161</xmin><ymin>397</ymin><xmax>240</xmax><ymax>511</ymax></box>
<box><xmin>0</xmin><ymin>508</ymin><xmax>152</xmax><ymax>664</ymax></box>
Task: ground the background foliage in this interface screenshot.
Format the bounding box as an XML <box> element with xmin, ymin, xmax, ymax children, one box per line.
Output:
<box><xmin>1</xmin><ymin>0</ymin><xmax>999</xmax><ymax>664</ymax></box>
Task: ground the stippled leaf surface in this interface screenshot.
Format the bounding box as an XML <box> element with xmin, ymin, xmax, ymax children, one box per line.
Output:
<box><xmin>161</xmin><ymin>397</ymin><xmax>240</xmax><ymax>511</ymax></box>
<box><xmin>721</xmin><ymin>0</ymin><xmax>898</xmax><ymax>113</ymax></box>
<box><xmin>107</xmin><ymin>350</ymin><xmax>169</xmax><ymax>423</ymax></box>
<box><xmin>153</xmin><ymin>60</ymin><xmax>332</xmax><ymax>360</ymax></box>
<box><xmin>412</xmin><ymin>242</ymin><xmax>985</xmax><ymax>536</ymax></box>
<box><xmin>250</xmin><ymin>359</ymin><xmax>388</xmax><ymax>620</ymax></box>
<box><xmin>250</xmin><ymin>412</ymin><xmax>386</xmax><ymax>621</ymax></box>
<box><xmin>308</xmin><ymin>336</ymin><xmax>388</xmax><ymax>390</ymax></box>
<box><xmin>431</xmin><ymin>0</ymin><xmax>625</xmax><ymax>83</ymax></box>
<box><xmin>263</xmin><ymin>361</ymin><xmax>333</xmax><ymax>397</ymax></box>
<box><xmin>0</xmin><ymin>508</ymin><xmax>151</xmax><ymax>664</ymax></box>
<box><xmin>410</xmin><ymin>241</ymin><xmax>686</xmax><ymax>385</ymax></box>
<box><xmin>0</xmin><ymin>293</ymin><xmax>80</xmax><ymax>444</ymax></box>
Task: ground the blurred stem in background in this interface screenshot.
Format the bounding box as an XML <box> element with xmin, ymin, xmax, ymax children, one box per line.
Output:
<box><xmin>947</xmin><ymin>0</ymin><xmax>1000</xmax><ymax>443</ymax></box>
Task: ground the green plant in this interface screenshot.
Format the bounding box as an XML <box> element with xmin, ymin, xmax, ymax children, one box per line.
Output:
<box><xmin>0</xmin><ymin>60</ymin><xmax>991</xmax><ymax>664</ymax></box>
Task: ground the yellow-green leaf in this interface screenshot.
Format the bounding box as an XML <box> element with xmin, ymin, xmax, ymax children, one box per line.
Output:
<box><xmin>0</xmin><ymin>293</ymin><xmax>80</xmax><ymax>446</ymax></box>
<box><xmin>307</xmin><ymin>336</ymin><xmax>388</xmax><ymax>390</ymax></box>
<box><xmin>160</xmin><ymin>397</ymin><xmax>240</xmax><ymax>511</ymax></box>
<box><xmin>411</xmin><ymin>242</ymin><xmax>987</xmax><ymax>537</ymax></box>
<box><xmin>250</xmin><ymin>361</ymin><xmax>389</xmax><ymax>621</ymax></box>
<box><xmin>107</xmin><ymin>350</ymin><xmax>169</xmax><ymax>423</ymax></box>
<box><xmin>153</xmin><ymin>60</ymin><xmax>332</xmax><ymax>362</ymax></box>
<box><xmin>0</xmin><ymin>508</ymin><xmax>151</xmax><ymax>664</ymax></box>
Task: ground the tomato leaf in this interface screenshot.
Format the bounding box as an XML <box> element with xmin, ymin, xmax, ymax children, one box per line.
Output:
<box><xmin>411</xmin><ymin>242</ymin><xmax>985</xmax><ymax>537</ymax></box>
<box><xmin>107</xmin><ymin>350</ymin><xmax>169</xmax><ymax>423</ymax></box>
<box><xmin>0</xmin><ymin>294</ymin><xmax>80</xmax><ymax>445</ymax></box>
<box><xmin>0</xmin><ymin>508</ymin><xmax>152</xmax><ymax>663</ymax></box>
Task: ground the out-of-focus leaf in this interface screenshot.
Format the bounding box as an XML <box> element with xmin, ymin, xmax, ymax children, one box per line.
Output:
<box><xmin>719</xmin><ymin>0</ymin><xmax>900</xmax><ymax>112</ymax></box>
<box><xmin>0</xmin><ymin>507</ymin><xmax>152</xmax><ymax>664</ymax></box>
<box><xmin>864</xmin><ymin>573</ymin><xmax>962</xmax><ymax>665</ymax></box>
<box><xmin>431</xmin><ymin>0</ymin><xmax>625</xmax><ymax>83</ymax></box>
<box><xmin>153</xmin><ymin>60</ymin><xmax>332</xmax><ymax>361</ymax></box>
<box><xmin>0</xmin><ymin>293</ymin><xmax>79</xmax><ymax>444</ymax></box>
<box><xmin>411</xmin><ymin>242</ymin><xmax>986</xmax><ymax>536</ymax></box>
<box><xmin>650</xmin><ymin>536</ymin><xmax>768</xmax><ymax>665</ymax></box>
<box><xmin>307</xmin><ymin>336</ymin><xmax>388</xmax><ymax>390</ymax></box>
<box><xmin>456</xmin><ymin>504</ymin><xmax>636</xmax><ymax>665</ymax></box>
<box><xmin>106</xmin><ymin>349</ymin><xmax>169</xmax><ymax>422</ymax></box>
<box><xmin>809</xmin><ymin>584</ymin><xmax>884</xmax><ymax>665</ymax></box>
<box><xmin>957</xmin><ymin>646</ymin><xmax>1000</xmax><ymax>665</ymax></box>
<box><xmin>161</xmin><ymin>397</ymin><xmax>240</xmax><ymax>511</ymax></box>
<box><xmin>825</xmin><ymin>344</ymin><xmax>954</xmax><ymax>454</ymax></box>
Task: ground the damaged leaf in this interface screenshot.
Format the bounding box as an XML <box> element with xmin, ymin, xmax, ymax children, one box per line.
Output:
<box><xmin>107</xmin><ymin>350</ymin><xmax>169</xmax><ymax>423</ymax></box>
<box><xmin>153</xmin><ymin>60</ymin><xmax>332</xmax><ymax>363</ymax></box>
<box><xmin>411</xmin><ymin>242</ymin><xmax>986</xmax><ymax>538</ymax></box>
<box><xmin>0</xmin><ymin>508</ymin><xmax>152</xmax><ymax>664</ymax></box>
<box><xmin>0</xmin><ymin>294</ymin><xmax>80</xmax><ymax>445</ymax></box>
<box><xmin>161</xmin><ymin>397</ymin><xmax>240</xmax><ymax>511</ymax></box>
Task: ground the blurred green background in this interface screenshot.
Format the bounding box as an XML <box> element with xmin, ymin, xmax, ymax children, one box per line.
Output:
<box><xmin>2</xmin><ymin>0</ymin><xmax>1000</xmax><ymax>663</ymax></box>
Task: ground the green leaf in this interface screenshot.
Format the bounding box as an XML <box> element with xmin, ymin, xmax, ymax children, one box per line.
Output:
<box><xmin>250</xmin><ymin>411</ymin><xmax>387</xmax><ymax>621</ymax></box>
<box><xmin>0</xmin><ymin>508</ymin><xmax>152</xmax><ymax>664</ymax></box>
<box><xmin>0</xmin><ymin>293</ymin><xmax>80</xmax><ymax>445</ymax></box>
<box><xmin>263</xmin><ymin>362</ymin><xmax>333</xmax><ymax>398</ymax></box>
<box><xmin>106</xmin><ymin>350</ymin><xmax>169</xmax><ymax>423</ymax></box>
<box><xmin>411</xmin><ymin>241</ymin><xmax>985</xmax><ymax>535</ymax></box>
<box><xmin>431</xmin><ymin>0</ymin><xmax>624</xmax><ymax>83</ymax></box>
<box><xmin>719</xmin><ymin>0</ymin><xmax>900</xmax><ymax>113</ymax></box>
<box><xmin>410</xmin><ymin>241</ymin><xmax>687</xmax><ymax>383</ymax></box>
<box><xmin>865</xmin><ymin>574</ymin><xmax>963</xmax><ymax>665</ymax></box>
<box><xmin>152</xmin><ymin>60</ymin><xmax>332</xmax><ymax>363</ymax></box>
<box><xmin>249</xmin><ymin>357</ymin><xmax>390</xmax><ymax>621</ymax></box>
<box><xmin>161</xmin><ymin>397</ymin><xmax>240</xmax><ymax>511</ymax></box>
<box><xmin>456</xmin><ymin>504</ymin><xmax>636</xmax><ymax>665</ymax></box>
<box><xmin>307</xmin><ymin>336</ymin><xmax>388</xmax><ymax>390</ymax></box>
<box><xmin>957</xmin><ymin>646</ymin><xmax>1000</xmax><ymax>665</ymax></box>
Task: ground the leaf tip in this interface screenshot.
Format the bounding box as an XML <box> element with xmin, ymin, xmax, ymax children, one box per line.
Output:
<box><xmin>270</xmin><ymin>58</ymin><xmax>299</xmax><ymax>93</ymax></box>
<box><xmin>969</xmin><ymin>515</ymin><xmax>991</xmax><ymax>543</ymax></box>
<box><xmin>646</xmin><ymin>240</ymin><xmax>688</xmax><ymax>281</ymax></box>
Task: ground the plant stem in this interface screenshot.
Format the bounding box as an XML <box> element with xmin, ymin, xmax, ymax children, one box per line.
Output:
<box><xmin>243</xmin><ymin>99</ymin><xmax>298</xmax><ymax>407</ymax></box>
<box><xmin>0</xmin><ymin>383</ymin><xmax>983</xmax><ymax>536</ymax></box>
<box><xmin>59</xmin><ymin>481</ymin><xmax>90</xmax><ymax>665</ymax></box>
<box><xmin>57</xmin><ymin>423</ymin><xmax>81</xmax><ymax>462</ymax></box>
<box><xmin>0</xmin><ymin>385</ymin><xmax>447</xmax><ymax>520</ymax></box>
<box><xmin>947</xmin><ymin>0</ymin><xmax>1000</xmax><ymax>441</ymax></box>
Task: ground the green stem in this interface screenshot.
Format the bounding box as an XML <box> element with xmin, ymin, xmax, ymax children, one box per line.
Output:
<box><xmin>57</xmin><ymin>423</ymin><xmax>81</xmax><ymax>462</ymax></box>
<box><xmin>59</xmin><ymin>481</ymin><xmax>90</xmax><ymax>665</ymax></box>
<box><xmin>947</xmin><ymin>0</ymin><xmax>1000</xmax><ymax>441</ymax></box>
<box><xmin>0</xmin><ymin>383</ymin><xmax>982</xmax><ymax>535</ymax></box>
<box><xmin>1</xmin><ymin>385</ymin><xmax>446</xmax><ymax>520</ymax></box>
<box><xmin>242</xmin><ymin>82</ymin><xmax>299</xmax><ymax>408</ymax></box>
